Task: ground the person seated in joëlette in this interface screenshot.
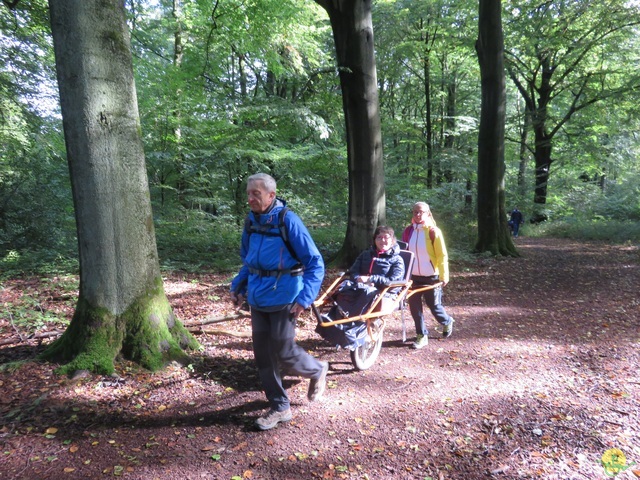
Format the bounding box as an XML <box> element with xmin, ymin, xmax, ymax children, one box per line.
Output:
<box><xmin>347</xmin><ymin>225</ymin><xmax>405</xmax><ymax>313</ymax></box>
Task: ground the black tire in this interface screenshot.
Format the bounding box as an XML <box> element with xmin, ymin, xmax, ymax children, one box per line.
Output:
<box><xmin>350</xmin><ymin>321</ymin><xmax>384</xmax><ymax>371</ymax></box>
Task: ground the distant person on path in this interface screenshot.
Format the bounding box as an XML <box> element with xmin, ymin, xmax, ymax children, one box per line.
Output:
<box><xmin>401</xmin><ymin>202</ymin><xmax>454</xmax><ymax>350</ymax></box>
<box><xmin>230</xmin><ymin>173</ymin><xmax>328</xmax><ymax>431</ymax></box>
<box><xmin>510</xmin><ymin>208</ymin><xmax>524</xmax><ymax>237</ymax></box>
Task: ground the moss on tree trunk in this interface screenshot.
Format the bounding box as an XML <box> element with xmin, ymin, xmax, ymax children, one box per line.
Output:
<box><xmin>474</xmin><ymin>224</ymin><xmax>520</xmax><ymax>256</ymax></box>
<box><xmin>41</xmin><ymin>277</ymin><xmax>199</xmax><ymax>376</ymax></box>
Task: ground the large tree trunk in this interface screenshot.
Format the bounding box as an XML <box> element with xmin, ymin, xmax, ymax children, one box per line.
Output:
<box><xmin>314</xmin><ymin>0</ymin><xmax>385</xmax><ymax>267</ymax></box>
<box><xmin>42</xmin><ymin>0</ymin><xmax>197</xmax><ymax>375</ymax></box>
<box><xmin>474</xmin><ymin>0</ymin><xmax>516</xmax><ymax>256</ymax></box>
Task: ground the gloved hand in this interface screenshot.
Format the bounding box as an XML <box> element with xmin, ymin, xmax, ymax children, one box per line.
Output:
<box><xmin>230</xmin><ymin>291</ymin><xmax>245</xmax><ymax>307</ymax></box>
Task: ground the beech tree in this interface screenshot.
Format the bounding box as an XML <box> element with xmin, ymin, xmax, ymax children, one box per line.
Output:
<box><xmin>475</xmin><ymin>0</ymin><xmax>514</xmax><ymax>255</ymax></box>
<box><xmin>313</xmin><ymin>0</ymin><xmax>385</xmax><ymax>266</ymax></box>
<box><xmin>41</xmin><ymin>0</ymin><xmax>197</xmax><ymax>375</ymax></box>
<box><xmin>504</xmin><ymin>0</ymin><xmax>640</xmax><ymax>206</ymax></box>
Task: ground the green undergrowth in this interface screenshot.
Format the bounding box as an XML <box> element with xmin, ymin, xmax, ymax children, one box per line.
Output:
<box><xmin>2</xmin><ymin>214</ymin><xmax>638</xmax><ymax>282</ymax></box>
<box><xmin>524</xmin><ymin>218</ymin><xmax>640</xmax><ymax>245</ymax></box>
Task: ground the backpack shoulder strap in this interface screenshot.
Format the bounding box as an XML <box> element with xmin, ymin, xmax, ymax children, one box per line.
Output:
<box><xmin>244</xmin><ymin>207</ymin><xmax>300</xmax><ymax>263</ymax></box>
<box><xmin>428</xmin><ymin>226</ymin><xmax>436</xmax><ymax>245</ymax></box>
<box><xmin>278</xmin><ymin>207</ymin><xmax>301</xmax><ymax>263</ymax></box>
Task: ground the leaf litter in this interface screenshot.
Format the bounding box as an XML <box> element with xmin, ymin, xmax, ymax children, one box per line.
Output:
<box><xmin>0</xmin><ymin>238</ymin><xmax>639</xmax><ymax>479</ymax></box>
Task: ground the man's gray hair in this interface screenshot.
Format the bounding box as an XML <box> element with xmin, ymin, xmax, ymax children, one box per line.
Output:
<box><xmin>247</xmin><ymin>173</ymin><xmax>277</xmax><ymax>193</ymax></box>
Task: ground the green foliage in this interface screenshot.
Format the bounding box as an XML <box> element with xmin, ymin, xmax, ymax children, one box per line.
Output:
<box><xmin>375</xmin><ymin>0</ymin><xmax>480</xmax><ymax>193</ymax></box>
<box><xmin>0</xmin><ymin>1</ymin><xmax>70</xmax><ymax>257</ymax></box>
<box><xmin>154</xmin><ymin>207</ymin><xmax>242</xmax><ymax>272</ymax></box>
<box><xmin>502</xmin><ymin>0</ymin><xmax>640</xmax><ymax>205</ymax></box>
<box><xmin>0</xmin><ymin>114</ymin><xmax>74</xmax><ymax>259</ymax></box>
<box><xmin>526</xmin><ymin>219</ymin><xmax>640</xmax><ymax>244</ymax></box>
<box><xmin>0</xmin><ymin>249</ymin><xmax>78</xmax><ymax>279</ymax></box>
<box><xmin>0</xmin><ymin>360</ymin><xmax>29</xmax><ymax>373</ymax></box>
<box><xmin>2</xmin><ymin>0</ymin><xmax>640</xmax><ymax>278</ymax></box>
<box><xmin>302</xmin><ymin>223</ymin><xmax>345</xmax><ymax>263</ymax></box>
<box><xmin>132</xmin><ymin>0</ymin><xmax>340</xmax><ymax>224</ymax></box>
<box><xmin>152</xmin><ymin>203</ymin><xmax>345</xmax><ymax>272</ymax></box>
<box><xmin>2</xmin><ymin>294</ymin><xmax>70</xmax><ymax>335</ymax></box>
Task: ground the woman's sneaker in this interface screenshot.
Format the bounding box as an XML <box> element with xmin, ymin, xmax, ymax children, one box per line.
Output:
<box><xmin>308</xmin><ymin>362</ymin><xmax>329</xmax><ymax>402</ymax></box>
<box><xmin>255</xmin><ymin>408</ymin><xmax>292</xmax><ymax>431</ymax></box>
<box><xmin>442</xmin><ymin>319</ymin><xmax>454</xmax><ymax>338</ymax></box>
<box><xmin>412</xmin><ymin>334</ymin><xmax>428</xmax><ymax>349</ymax></box>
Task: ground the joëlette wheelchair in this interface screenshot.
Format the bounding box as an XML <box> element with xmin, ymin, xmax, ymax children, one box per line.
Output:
<box><xmin>311</xmin><ymin>248</ymin><xmax>442</xmax><ymax>370</ymax></box>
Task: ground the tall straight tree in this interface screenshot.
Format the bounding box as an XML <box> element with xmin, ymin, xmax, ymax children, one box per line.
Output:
<box><xmin>42</xmin><ymin>0</ymin><xmax>197</xmax><ymax>375</ymax></box>
<box><xmin>475</xmin><ymin>0</ymin><xmax>515</xmax><ymax>255</ymax></box>
<box><xmin>314</xmin><ymin>0</ymin><xmax>385</xmax><ymax>266</ymax></box>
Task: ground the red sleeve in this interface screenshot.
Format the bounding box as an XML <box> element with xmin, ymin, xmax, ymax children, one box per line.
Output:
<box><xmin>401</xmin><ymin>225</ymin><xmax>412</xmax><ymax>243</ymax></box>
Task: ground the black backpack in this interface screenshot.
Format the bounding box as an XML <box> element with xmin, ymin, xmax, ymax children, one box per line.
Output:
<box><xmin>244</xmin><ymin>207</ymin><xmax>300</xmax><ymax>263</ymax></box>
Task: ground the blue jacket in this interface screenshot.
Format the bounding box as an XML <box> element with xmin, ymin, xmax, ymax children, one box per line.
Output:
<box><xmin>231</xmin><ymin>199</ymin><xmax>325</xmax><ymax>310</ymax></box>
<box><xmin>348</xmin><ymin>243</ymin><xmax>405</xmax><ymax>288</ymax></box>
<box><xmin>510</xmin><ymin>209</ymin><xmax>524</xmax><ymax>224</ymax></box>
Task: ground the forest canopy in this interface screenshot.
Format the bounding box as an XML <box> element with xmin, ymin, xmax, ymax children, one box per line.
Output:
<box><xmin>1</xmin><ymin>0</ymin><xmax>639</xmax><ymax>275</ymax></box>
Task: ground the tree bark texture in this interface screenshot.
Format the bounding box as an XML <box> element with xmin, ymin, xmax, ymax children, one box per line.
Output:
<box><xmin>44</xmin><ymin>0</ymin><xmax>197</xmax><ymax>375</ymax></box>
<box><xmin>314</xmin><ymin>0</ymin><xmax>385</xmax><ymax>267</ymax></box>
<box><xmin>474</xmin><ymin>0</ymin><xmax>516</xmax><ymax>256</ymax></box>
<box><xmin>517</xmin><ymin>107</ymin><xmax>530</xmax><ymax>197</ymax></box>
<box><xmin>422</xmin><ymin>24</ymin><xmax>433</xmax><ymax>188</ymax></box>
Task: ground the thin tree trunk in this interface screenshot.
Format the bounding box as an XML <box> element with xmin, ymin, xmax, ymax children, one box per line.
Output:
<box><xmin>173</xmin><ymin>0</ymin><xmax>187</xmax><ymax>207</ymax></box>
<box><xmin>518</xmin><ymin>105</ymin><xmax>530</xmax><ymax>196</ymax></box>
<box><xmin>533</xmin><ymin>127</ymin><xmax>552</xmax><ymax>205</ymax></box>
<box><xmin>443</xmin><ymin>64</ymin><xmax>456</xmax><ymax>183</ymax></box>
<box><xmin>423</xmin><ymin>23</ymin><xmax>434</xmax><ymax>189</ymax></box>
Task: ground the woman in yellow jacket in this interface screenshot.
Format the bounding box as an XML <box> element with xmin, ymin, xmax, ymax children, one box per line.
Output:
<box><xmin>401</xmin><ymin>202</ymin><xmax>455</xmax><ymax>349</ymax></box>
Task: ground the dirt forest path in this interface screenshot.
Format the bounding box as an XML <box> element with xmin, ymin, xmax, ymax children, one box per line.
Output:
<box><xmin>1</xmin><ymin>237</ymin><xmax>639</xmax><ymax>479</ymax></box>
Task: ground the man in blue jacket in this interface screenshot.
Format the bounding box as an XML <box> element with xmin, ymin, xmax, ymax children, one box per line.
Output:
<box><xmin>231</xmin><ymin>173</ymin><xmax>327</xmax><ymax>431</ymax></box>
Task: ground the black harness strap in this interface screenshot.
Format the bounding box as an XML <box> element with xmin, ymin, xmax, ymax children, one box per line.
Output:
<box><xmin>244</xmin><ymin>207</ymin><xmax>304</xmax><ymax>273</ymax></box>
<box><xmin>248</xmin><ymin>266</ymin><xmax>304</xmax><ymax>277</ymax></box>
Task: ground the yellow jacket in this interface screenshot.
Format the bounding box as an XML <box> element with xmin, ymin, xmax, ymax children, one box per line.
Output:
<box><xmin>401</xmin><ymin>223</ymin><xmax>449</xmax><ymax>284</ymax></box>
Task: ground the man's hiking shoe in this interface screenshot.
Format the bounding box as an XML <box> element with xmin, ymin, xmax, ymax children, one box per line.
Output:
<box><xmin>443</xmin><ymin>319</ymin><xmax>454</xmax><ymax>338</ymax></box>
<box><xmin>308</xmin><ymin>361</ymin><xmax>329</xmax><ymax>402</ymax></box>
<box><xmin>255</xmin><ymin>408</ymin><xmax>292</xmax><ymax>431</ymax></box>
<box><xmin>412</xmin><ymin>334</ymin><xmax>428</xmax><ymax>349</ymax></box>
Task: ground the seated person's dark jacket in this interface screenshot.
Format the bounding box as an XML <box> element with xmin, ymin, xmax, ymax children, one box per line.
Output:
<box><xmin>324</xmin><ymin>243</ymin><xmax>404</xmax><ymax>321</ymax></box>
<box><xmin>348</xmin><ymin>243</ymin><xmax>405</xmax><ymax>293</ymax></box>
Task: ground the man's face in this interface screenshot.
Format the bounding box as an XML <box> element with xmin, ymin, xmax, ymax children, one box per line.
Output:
<box><xmin>247</xmin><ymin>180</ymin><xmax>275</xmax><ymax>214</ymax></box>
